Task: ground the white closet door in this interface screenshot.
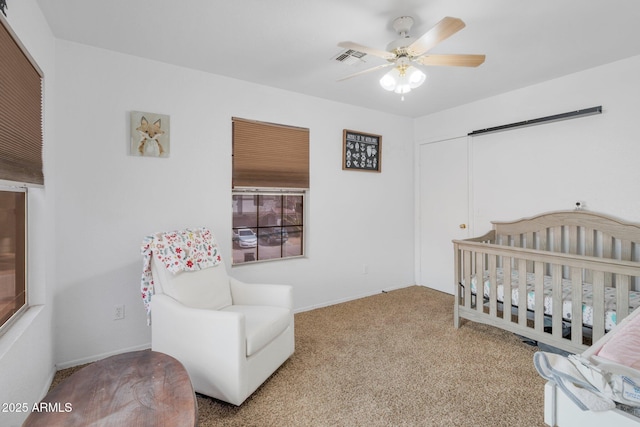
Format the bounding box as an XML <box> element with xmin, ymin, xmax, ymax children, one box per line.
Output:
<box><xmin>418</xmin><ymin>137</ymin><xmax>469</xmax><ymax>294</ymax></box>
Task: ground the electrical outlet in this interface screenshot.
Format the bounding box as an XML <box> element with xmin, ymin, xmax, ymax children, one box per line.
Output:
<box><xmin>113</xmin><ymin>304</ymin><xmax>125</xmax><ymax>320</ymax></box>
<box><xmin>362</xmin><ymin>264</ymin><xmax>369</xmax><ymax>274</ymax></box>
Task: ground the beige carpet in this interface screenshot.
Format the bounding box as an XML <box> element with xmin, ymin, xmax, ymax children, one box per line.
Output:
<box><xmin>52</xmin><ymin>286</ymin><xmax>547</xmax><ymax>426</ymax></box>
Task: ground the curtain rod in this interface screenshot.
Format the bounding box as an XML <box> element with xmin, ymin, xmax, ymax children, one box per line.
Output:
<box><xmin>468</xmin><ymin>106</ymin><xmax>602</xmax><ymax>137</ymax></box>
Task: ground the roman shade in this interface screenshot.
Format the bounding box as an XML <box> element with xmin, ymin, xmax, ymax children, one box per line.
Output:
<box><xmin>232</xmin><ymin>117</ymin><xmax>309</xmax><ymax>189</ymax></box>
<box><xmin>0</xmin><ymin>16</ymin><xmax>44</xmax><ymax>185</ymax></box>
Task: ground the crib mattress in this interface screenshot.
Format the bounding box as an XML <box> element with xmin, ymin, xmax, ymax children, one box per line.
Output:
<box><xmin>470</xmin><ymin>269</ymin><xmax>640</xmax><ymax>330</ymax></box>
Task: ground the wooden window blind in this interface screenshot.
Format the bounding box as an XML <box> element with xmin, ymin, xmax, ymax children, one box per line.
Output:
<box><xmin>0</xmin><ymin>16</ymin><xmax>44</xmax><ymax>185</ymax></box>
<box><xmin>232</xmin><ymin>117</ymin><xmax>309</xmax><ymax>189</ymax></box>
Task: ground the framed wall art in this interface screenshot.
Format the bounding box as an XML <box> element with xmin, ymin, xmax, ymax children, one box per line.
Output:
<box><xmin>130</xmin><ymin>111</ymin><xmax>170</xmax><ymax>157</ymax></box>
<box><xmin>342</xmin><ymin>129</ymin><xmax>381</xmax><ymax>172</ymax></box>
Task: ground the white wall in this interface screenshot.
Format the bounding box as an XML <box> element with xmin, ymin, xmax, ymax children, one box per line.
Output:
<box><xmin>51</xmin><ymin>40</ymin><xmax>416</xmax><ymax>367</ymax></box>
<box><xmin>0</xmin><ymin>1</ymin><xmax>57</xmax><ymax>426</ymax></box>
<box><xmin>415</xmin><ymin>54</ymin><xmax>640</xmax><ymax>235</ymax></box>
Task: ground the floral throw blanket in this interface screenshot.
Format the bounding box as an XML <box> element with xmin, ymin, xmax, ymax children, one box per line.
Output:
<box><xmin>140</xmin><ymin>227</ymin><xmax>222</xmax><ymax>323</ymax></box>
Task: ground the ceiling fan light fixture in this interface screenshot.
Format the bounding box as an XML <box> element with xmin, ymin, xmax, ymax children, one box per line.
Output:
<box><xmin>379</xmin><ymin>68</ymin><xmax>401</xmax><ymax>91</ymax></box>
<box><xmin>408</xmin><ymin>66</ymin><xmax>426</xmax><ymax>88</ymax></box>
<box><xmin>379</xmin><ymin>65</ymin><xmax>426</xmax><ymax>94</ymax></box>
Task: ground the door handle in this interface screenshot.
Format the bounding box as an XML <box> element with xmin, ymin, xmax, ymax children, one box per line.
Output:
<box><xmin>459</xmin><ymin>224</ymin><xmax>467</xmax><ymax>229</ymax></box>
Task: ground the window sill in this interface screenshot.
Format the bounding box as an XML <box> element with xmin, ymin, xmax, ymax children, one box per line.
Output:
<box><xmin>0</xmin><ymin>305</ymin><xmax>44</xmax><ymax>358</ymax></box>
<box><xmin>231</xmin><ymin>254</ymin><xmax>307</xmax><ymax>267</ymax></box>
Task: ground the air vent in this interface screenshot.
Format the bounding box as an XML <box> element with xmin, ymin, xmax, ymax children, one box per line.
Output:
<box><xmin>334</xmin><ymin>49</ymin><xmax>367</xmax><ymax>65</ymax></box>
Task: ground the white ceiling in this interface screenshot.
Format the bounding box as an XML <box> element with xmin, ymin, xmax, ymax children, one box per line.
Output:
<box><xmin>36</xmin><ymin>0</ymin><xmax>640</xmax><ymax>118</ymax></box>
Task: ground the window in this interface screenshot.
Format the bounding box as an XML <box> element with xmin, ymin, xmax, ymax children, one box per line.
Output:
<box><xmin>232</xmin><ymin>192</ymin><xmax>304</xmax><ymax>263</ymax></box>
<box><xmin>232</xmin><ymin>118</ymin><xmax>308</xmax><ymax>264</ymax></box>
<box><xmin>0</xmin><ymin>188</ymin><xmax>26</xmax><ymax>327</ymax></box>
<box><xmin>0</xmin><ymin>15</ymin><xmax>43</xmax><ymax>331</ymax></box>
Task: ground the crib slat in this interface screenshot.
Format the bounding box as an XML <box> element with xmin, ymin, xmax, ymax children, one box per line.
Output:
<box><xmin>553</xmin><ymin>226</ymin><xmax>562</xmax><ymax>253</ymax></box>
<box><xmin>621</xmin><ymin>240</ymin><xmax>632</xmax><ymax>262</ymax></box>
<box><xmin>538</xmin><ymin>230</ymin><xmax>547</xmax><ymax>252</ymax></box>
<box><xmin>501</xmin><ymin>259</ymin><xmax>511</xmax><ymax>323</ymax></box>
<box><xmin>616</xmin><ymin>274</ymin><xmax>630</xmax><ymax>324</ymax></box>
<box><xmin>603</xmin><ymin>236</ymin><xmax>613</xmax><ymax>286</ymax></box>
<box><xmin>464</xmin><ymin>250</ymin><xmax>472</xmax><ymax>310</ymax></box>
<box><xmin>584</xmin><ymin>228</ymin><xmax>594</xmax><ymax>257</ymax></box>
<box><xmin>539</xmin><ymin>230</ymin><xmax>550</xmax><ymax>277</ymax></box>
<box><xmin>512</xmin><ymin>234</ymin><xmax>520</xmax><ymax>248</ymax></box>
<box><xmin>551</xmin><ymin>264</ymin><xmax>563</xmax><ymax>341</ymax></box>
<box><xmin>476</xmin><ymin>251</ymin><xmax>484</xmax><ymax>314</ymax></box>
<box><xmin>591</xmin><ymin>271</ymin><xmax>605</xmax><ymax>342</ymax></box>
<box><xmin>526</xmin><ymin>232</ymin><xmax>534</xmax><ymax>272</ymax></box>
<box><xmin>568</xmin><ymin>226</ymin><xmax>578</xmax><ymax>255</ymax></box>
<box><xmin>571</xmin><ymin>267</ymin><xmax>583</xmax><ymax>346</ymax></box>
<box><xmin>489</xmin><ymin>255</ymin><xmax>497</xmax><ymax>317</ymax></box>
<box><xmin>534</xmin><ymin>261</ymin><xmax>544</xmax><ymax>333</ymax></box>
<box><xmin>518</xmin><ymin>259</ymin><xmax>527</xmax><ymax>327</ymax></box>
<box><xmin>584</xmin><ymin>229</ymin><xmax>594</xmax><ymax>283</ymax></box>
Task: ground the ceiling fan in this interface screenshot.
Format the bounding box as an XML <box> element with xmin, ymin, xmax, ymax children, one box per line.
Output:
<box><xmin>337</xmin><ymin>16</ymin><xmax>485</xmax><ymax>97</ymax></box>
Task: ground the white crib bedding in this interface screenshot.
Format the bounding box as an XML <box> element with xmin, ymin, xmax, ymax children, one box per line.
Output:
<box><xmin>469</xmin><ymin>268</ymin><xmax>640</xmax><ymax>330</ymax></box>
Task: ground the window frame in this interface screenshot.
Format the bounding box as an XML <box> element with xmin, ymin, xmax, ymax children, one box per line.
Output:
<box><xmin>0</xmin><ymin>184</ymin><xmax>27</xmax><ymax>335</ymax></box>
<box><xmin>232</xmin><ymin>190</ymin><xmax>305</xmax><ymax>265</ymax></box>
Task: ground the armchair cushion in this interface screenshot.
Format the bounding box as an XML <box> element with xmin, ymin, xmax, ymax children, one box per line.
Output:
<box><xmin>222</xmin><ymin>305</ymin><xmax>292</xmax><ymax>356</ymax></box>
<box><xmin>151</xmin><ymin>255</ymin><xmax>232</xmax><ymax>310</ymax></box>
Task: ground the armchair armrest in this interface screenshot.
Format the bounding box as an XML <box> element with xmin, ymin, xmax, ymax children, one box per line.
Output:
<box><xmin>229</xmin><ymin>277</ymin><xmax>293</xmax><ymax>310</ymax></box>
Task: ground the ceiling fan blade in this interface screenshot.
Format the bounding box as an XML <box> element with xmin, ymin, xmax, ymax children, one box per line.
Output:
<box><xmin>337</xmin><ymin>63</ymin><xmax>394</xmax><ymax>82</ymax></box>
<box><xmin>338</xmin><ymin>41</ymin><xmax>395</xmax><ymax>60</ymax></box>
<box><xmin>407</xmin><ymin>16</ymin><xmax>466</xmax><ymax>57</ymax></box>
<box><xmin>415</xmin><ymin>54</ymin><xmax>485</xmax><ymax>67</ymax></box>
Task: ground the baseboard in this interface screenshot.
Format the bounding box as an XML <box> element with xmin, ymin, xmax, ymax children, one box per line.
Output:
<box><xmin>55</xmin><ymin>342</ymin><xmax>151</xmax><ymax>370</ymax></box>
<box><xmin>294</xmin><ymin>283</ymin><xmax>415</xmax><ymax>313</ymax></box>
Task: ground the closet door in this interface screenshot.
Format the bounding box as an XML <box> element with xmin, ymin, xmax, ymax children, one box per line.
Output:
<box><xmin>418</xmin><ymin>137</ymin><xmax>469</xmax><ymax>294</ymax></box>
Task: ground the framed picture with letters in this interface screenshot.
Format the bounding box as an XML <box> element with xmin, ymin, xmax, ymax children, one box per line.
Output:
<box><xmin>342</xmin><ymin>129</ymin><xmax>381</xmax><ymax>172</ymax></box>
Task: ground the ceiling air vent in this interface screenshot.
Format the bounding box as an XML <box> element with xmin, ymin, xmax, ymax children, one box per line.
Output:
<box><xmin>334</xmin><ymin>49</ymin><xmax>367</xmax><ymax>65</ymax></box>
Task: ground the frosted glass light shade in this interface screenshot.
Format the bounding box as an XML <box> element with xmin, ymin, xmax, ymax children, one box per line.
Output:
<box><xmin>407</xmin><ymin>66</ymin><xmax>426</xmax><ymax>88</ymax></box>
<box><xmin>379</xmin><ymin>68</ymin><xmax>401</xmax><ymax>91</ymax></box>
<box><xmin>379</xmin><ymin>65</ymin><xmax>426</xmax><ymax>94</ymax></box>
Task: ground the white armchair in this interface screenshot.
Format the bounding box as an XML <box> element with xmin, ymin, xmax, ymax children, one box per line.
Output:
<box><xmin>144</xmin><ymin>229</ymin><xmax>294</xmax><ymax>405</ymax></box>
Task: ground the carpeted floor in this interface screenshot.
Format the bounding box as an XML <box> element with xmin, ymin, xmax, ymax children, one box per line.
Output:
<box><xmin>51</xmin><ymin>286</ymin><xmax>547</xmax><ymax>426</ymax></box>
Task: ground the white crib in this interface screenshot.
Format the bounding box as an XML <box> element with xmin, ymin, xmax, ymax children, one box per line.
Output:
<box><xmin>453</xmin><ymin>210</ymin><xmax>640</xmax><ymax>354</ymax></box>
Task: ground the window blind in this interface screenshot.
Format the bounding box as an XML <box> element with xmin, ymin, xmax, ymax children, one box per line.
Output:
<box><xmin>232</xmin><ymin>117</ymin><xmax>309</xmax><ymax>189</ymax></box>
<box><xmin>0</xmin><ymin>16</ymin><xmax>44</xmax><ymax>185</ymax></box>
